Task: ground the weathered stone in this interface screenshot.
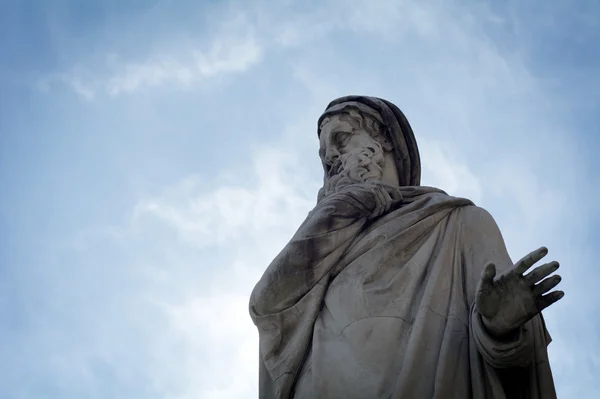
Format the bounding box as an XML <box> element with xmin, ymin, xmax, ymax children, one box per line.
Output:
<box><xmin>250</xmin><ymin>96</ymin><xmax>562</xmax><ymax>398</ymax></box>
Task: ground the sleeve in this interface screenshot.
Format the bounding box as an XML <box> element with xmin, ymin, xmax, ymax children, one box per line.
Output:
<box><xmin>461</xmin><ymin>206</ymin><xmax>557</xmax><ymax>399</ymax></box>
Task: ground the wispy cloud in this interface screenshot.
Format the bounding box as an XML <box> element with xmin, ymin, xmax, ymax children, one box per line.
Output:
<box><xmin>41</xmin><ymin>12</ymin><xmax>263</xmax><ymax>99</ymax></box>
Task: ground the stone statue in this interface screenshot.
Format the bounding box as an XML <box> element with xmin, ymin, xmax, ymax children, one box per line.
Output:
<box><xmin>249</xmin><ymin>96</ymin><xmax>563</xmax><ymax>398</ymax></box>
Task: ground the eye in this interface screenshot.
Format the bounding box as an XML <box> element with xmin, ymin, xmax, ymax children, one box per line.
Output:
<box><xmin>335</xmin><ymin>132</ymin><xmax>351</xmax><ymax>146</ymax></box>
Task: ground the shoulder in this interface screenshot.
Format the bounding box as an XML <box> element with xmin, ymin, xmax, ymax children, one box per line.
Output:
<box><xmin>459</xmin><ymin>205</ymin><xmax>496</xmax><ymax>224</ymax></box>
<box><xmin>458</xmin><ymin>205</ymin><xmax>506</xmax><ymax>242</ymax></box>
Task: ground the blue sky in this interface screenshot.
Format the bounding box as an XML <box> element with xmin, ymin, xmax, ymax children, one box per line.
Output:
<box><xmin>1</xmin><ymin>0</ymin><xmax>599</xmax><ymax>398</ymax></box>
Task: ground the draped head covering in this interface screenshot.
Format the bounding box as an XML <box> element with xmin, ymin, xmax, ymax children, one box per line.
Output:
<box><xmin>317</xmin><ymin>95</ymin><xmax>421</xmax><ymax>186</ymax></box>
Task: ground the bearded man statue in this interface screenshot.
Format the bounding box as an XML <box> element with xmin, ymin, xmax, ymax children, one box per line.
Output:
<box><xmin>249</xmin><ymin>96</ymin><xmax>563</xmax><ymax>399</ymax></box>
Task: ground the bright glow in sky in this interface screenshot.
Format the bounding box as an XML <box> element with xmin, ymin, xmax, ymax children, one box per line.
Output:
<box><xmin>1</xmin><ymin>0</ymin><xmax>599</xmax><ymax>398</ymax></box>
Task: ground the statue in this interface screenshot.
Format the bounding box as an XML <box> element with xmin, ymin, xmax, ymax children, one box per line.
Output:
<box><xmin>249</xmin><ymin>96</ymin><xmax>563</xmax><ymax>398</ymax></box>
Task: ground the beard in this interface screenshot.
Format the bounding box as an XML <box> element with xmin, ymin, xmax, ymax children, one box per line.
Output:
<box><xmin>323</xmin><ymin>141</ymin><xmax>386</xmax><ymax>196</ymax></box>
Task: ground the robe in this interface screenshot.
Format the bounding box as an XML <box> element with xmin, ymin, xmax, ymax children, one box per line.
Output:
<box><xmin>249</xmin><ymin>186</ymin><xmax>556</xmax><ymax>398</ymax></box>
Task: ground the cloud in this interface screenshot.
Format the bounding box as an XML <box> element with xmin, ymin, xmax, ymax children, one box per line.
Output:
<box><xmin>102</xmin><ymin>34</ymin><xmax>262</xmax><ymax>97</ymax></box>
<box><xmin>41</xmin><ymin>11</ymin><xmax>263</xmax><ymax>99</ymax></box>
<box><xmin>418</xmin><ymin>138</ymin><xmax>483</xmax><ymax>202</ymax></box>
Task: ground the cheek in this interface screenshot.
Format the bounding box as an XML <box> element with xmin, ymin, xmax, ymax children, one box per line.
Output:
<box><xmin>344</xmin><ymin>135</ymin><xmax>377</xmax><ymax>153</ymax></box>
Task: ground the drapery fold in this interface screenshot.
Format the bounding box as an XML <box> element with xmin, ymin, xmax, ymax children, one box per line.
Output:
<box><xmin>250</xmin><ymin>188</ymin><xmax>556</xmax><ymax>398</ymax></box>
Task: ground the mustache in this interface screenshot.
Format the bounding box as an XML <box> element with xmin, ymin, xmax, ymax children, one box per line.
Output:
<box><xmin>327</xmin><ymin>143</ymin><xmax>384</xmax><ymax>177</ymax></box>
<box><xmin>329</xmin><ymin>158</ymin><xmax>344</xmax><ymax>177</ymax></box>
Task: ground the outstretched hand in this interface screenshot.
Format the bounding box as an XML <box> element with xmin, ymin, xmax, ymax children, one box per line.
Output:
<box><xmin>475</xmin><ymin>247</ymin><xmax>564</xmax><ymax>338</ymax></box>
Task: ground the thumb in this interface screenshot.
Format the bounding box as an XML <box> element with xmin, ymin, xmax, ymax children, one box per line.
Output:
<box><xmin>477</xmin><ymin>263</ymin><xmax>498</xmax><ymax>317</ymax></box>
<box><xmin>479</xmin><ymin>263</ymin><xmax>496</xmax><ymax>292</ymax></box>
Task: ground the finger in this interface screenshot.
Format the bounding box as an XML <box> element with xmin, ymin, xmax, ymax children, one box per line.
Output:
<box><xmin>537</xmin><ymin>290</ymin><xmax>565</xmax><ymax>311</ymax></box>
<box><xmin>533</xmin><ymin>275</ymin><xmax>562</xmax><ymax>296</ymax></box>
<box><xmin>524</xmin><ymin>261</ymin><xmax>560</xmax><ymax>285</ymax></box>
<box><xmin>377</xmin><ymin>185</ymin><xmax>402</xmax><ymax>204</ymax></box>
<box><xmin>386</xmin><ymin>187</ymin><xmax>404</xmax><ymax>203</ymax></box>
<box><xmin>369</xmin><ymin>185</ymin><xmax>388</xmax><ymax>217</ymax></box>
<box><xmin>478</xmin><ymin>263</ymin><xmax>496</xmax><ymax>293</ymax></box>
<box><xmin>514</xmin><ymin>246</ymin><xmax>548</xmax><ymax>275</ymax></box>
<box><xmin>377</xmin><ymin>186</ymin><xmax>393</xmax><ymax>214</ymax></box>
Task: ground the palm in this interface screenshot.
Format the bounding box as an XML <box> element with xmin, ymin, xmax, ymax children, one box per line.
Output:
<box><xmin>475</xmin><ymin>247</ymin><xmax>564</xmax><ymax>338</ymax></box>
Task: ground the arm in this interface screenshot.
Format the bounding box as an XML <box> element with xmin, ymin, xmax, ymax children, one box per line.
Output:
<box><xmin>250</xmin><ymin>182</ymin><xmax>396</xmax><ymax>317</ymax></box>
<box><xmin>461</xmin><ymin>206</ymin><xmax>555</xmax><ymax>367</ymax></box>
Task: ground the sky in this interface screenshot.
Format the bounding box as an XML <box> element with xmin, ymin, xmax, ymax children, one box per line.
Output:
<box><xmin>0</xmin><ymin>0</ymin><xmax>599</xmax><ymax>398</ymax></box>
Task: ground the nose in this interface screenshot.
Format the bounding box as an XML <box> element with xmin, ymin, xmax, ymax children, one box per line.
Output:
<box><xmin>324</xmin><ymin>146</ymin><xmax>340</xmax><ymax>165</ymax></box>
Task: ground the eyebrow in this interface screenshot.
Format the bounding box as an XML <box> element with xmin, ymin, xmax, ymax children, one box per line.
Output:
<box><xmin>332</xmin><ymin>129</ymin><xmax>351</xmax><ymax>136</ymax></box>
<box><xmin>330</xmin><ymin>130</ymin><xmax>353</xmax><ymax>143</ymax></box>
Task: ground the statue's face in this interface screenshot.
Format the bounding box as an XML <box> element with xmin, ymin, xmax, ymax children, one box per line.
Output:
<box><xmin>319</xmin><ymin>114</ymin><xmax>376</xmax><ymax>170</ymax></box>
<box><xmin>319</xmin><ymin>114</ymin><xmax>399</xmax><ymax>186</ymax></box>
